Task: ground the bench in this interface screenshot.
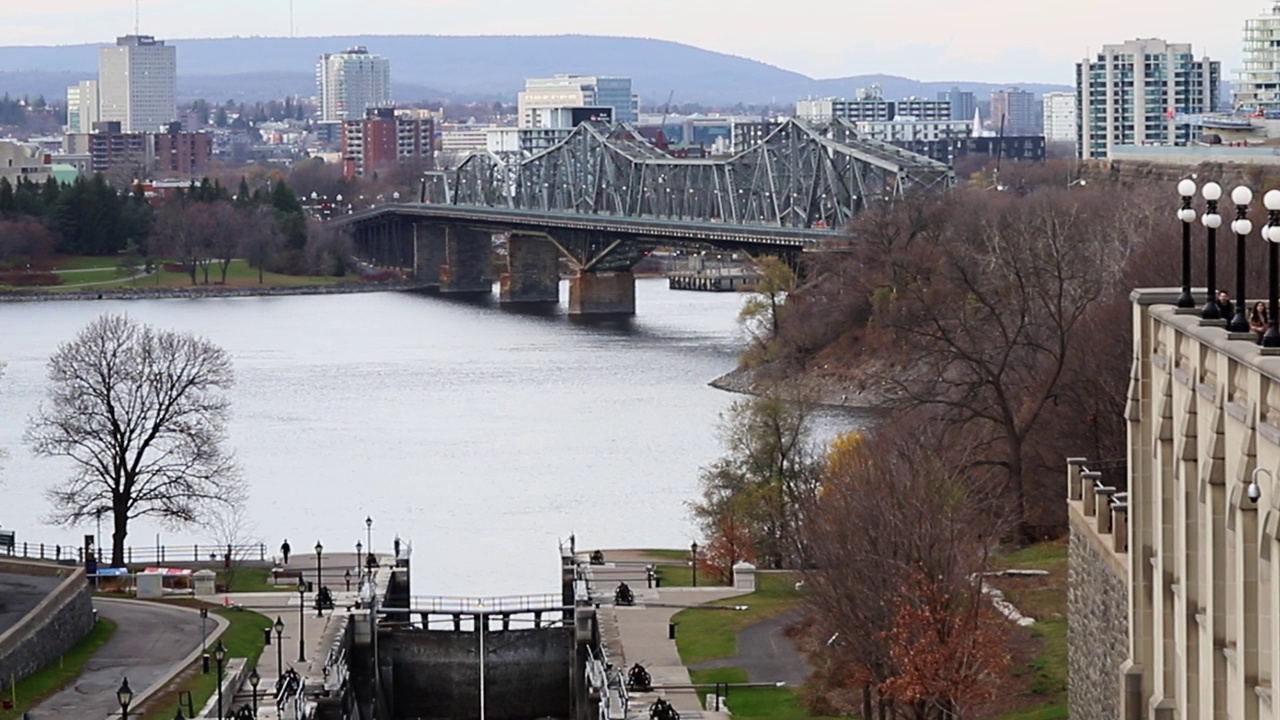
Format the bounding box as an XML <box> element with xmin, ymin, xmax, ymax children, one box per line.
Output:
<box><xmin>0</xmin><ymin>530</ymin><xmax>13</xmax><ymax>553</ymax></box>
<box><xmin>270</xmin><ymin>567</ymin><xmax>303</xmax><ymax>585</ymax></box>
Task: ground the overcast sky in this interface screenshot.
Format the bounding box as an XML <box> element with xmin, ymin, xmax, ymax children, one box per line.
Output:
<box><xmin>2</xmin><ymin>0</ymin><xmax>1275</xmax><ymax>84</ymax></box>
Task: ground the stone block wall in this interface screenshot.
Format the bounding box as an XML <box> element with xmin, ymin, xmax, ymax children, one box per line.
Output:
<box><xmin>1067</xmin><ymin>514</ymin><xmax>1128</xmax><ymax>720</ymax></box>
<box><xmin>0</xmin><ymin>561</ymin><xmax>94</xmax><ymax>690</ymax></box>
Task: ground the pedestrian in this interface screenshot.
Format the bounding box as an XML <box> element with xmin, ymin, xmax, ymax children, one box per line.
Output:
<box><xmin>344</xmin><ymin>568</ymin><xmax>351</xmax><ymax>592</ymax></box>
<box><xmin>1216</xmin><ymin>290</ymin><xmax>1234</xmax><ymax>322</ymax></box>
<box><xmin>393</xmin><ymin>536</ymin><xmax>401</xmax><ymax>558</ymax></box>
<box><xmin>280</xmin><ymin>539</ymin><xmax>291</xmax><ymax>565</ymax></box>
<box><xmin>1251</xmin><ymin>301</ymin><xmax>1269</xmax><ymax>340</ymax></box>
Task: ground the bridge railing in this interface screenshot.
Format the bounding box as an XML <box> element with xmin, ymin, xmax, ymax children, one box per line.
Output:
<box><xmin>392</xmin><ymin>593</ymin><xmax>564</xmax><ymax>614</ymax></box>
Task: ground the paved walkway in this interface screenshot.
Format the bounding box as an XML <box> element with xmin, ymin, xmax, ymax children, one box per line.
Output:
<box><xmin>32</xmin><ymin>598</ymin><xmax>225</xmax><ymax>720</ymax></box>
<box><xmin>585</xmin><ymin>553</ymin><xmax>743</xmax><ymax>720</ymax></box>
<box><xmin>0</xmin><ymin>572</ymin><xmax>62</xmax><ymax>636</ymax></box>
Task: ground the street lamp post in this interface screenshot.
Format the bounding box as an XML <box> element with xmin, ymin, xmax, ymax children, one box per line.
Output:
<box><xmin>1263</xmin><ymin>190</ymin><xmax>1280</xmax><ymax>347</ymax></box>
<box><xmin>214</xmin><ymin>641</ymin><xmax>227</xmax><ymax>720</ymax></box>
<box><xmin>248</xmin><ymin>667</ymin><xmax>261</xmax><ymax>717</ymax></box>
<box><xmin>273</xmin><ymin>616</ymin><xmax>285</xmax><ymax>680</ymax></box>
<box><xmin>365</xmin><ymin>517</ymin><xmax>373</xmax><ymax>571</ymax></box>
<box><xmin>116</xmin><ymin>677</ymin><xmax>133</xmax><ymax>720</ymax></box>
<box><xmin>200</xmin><ymin>607</ymin><xmax>209</xmax><ymax>673</ymax></box>
<box><xmin>1201</xmin><ymin>182</ymin><xmax>1223</xmax><ymax>320</ymax></box>
<box><xmin>356</xmin><ymin>540</ymin><xmax>364</xmax><ymax>584</ymax></box>
<box><xmin>1231</xmin><ymin>186</ymin><xmax>1255</xmax><ymax>333</ymax></box>
<box><xmin>1178</xmin><ymin>178</ymin><xmax>1198</xmax><ymax>308</ymax></box>
<box><xmin>315</xmin><ymin>541</ymin><xmax>325</xmax><ymax>618</ymax></box>
<box><xmin>297</xmin><ymin>577</ymin><xmax>307</xmax><ymax>662</ymax></box>
<box><xmin>691</xmin><ymin>542</ymin><xmax>699</xmax><ymax>588</ymax></box>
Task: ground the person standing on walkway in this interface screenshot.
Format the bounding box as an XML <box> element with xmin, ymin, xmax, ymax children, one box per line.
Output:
<box><xmin>281</xmin><ymin>539</ymin><xmax>291</xmax><ymax>565</ymax></box>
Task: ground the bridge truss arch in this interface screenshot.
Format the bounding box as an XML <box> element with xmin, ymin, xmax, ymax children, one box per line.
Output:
<box><xmin>423</xmin><ymin>118</ymin><xmax>953</xmax><ymax>229</ymax></box>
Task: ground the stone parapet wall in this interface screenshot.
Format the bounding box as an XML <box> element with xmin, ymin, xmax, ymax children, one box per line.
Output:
<box><xmin>1068</xmin><ymin>505</ymin><xmax>1129</xmax><ymax>720</ymax></box>
<box><xmin>0</xmin><ymin>560</ymin><xmax>94</xmax><ymax>690</ymax></box>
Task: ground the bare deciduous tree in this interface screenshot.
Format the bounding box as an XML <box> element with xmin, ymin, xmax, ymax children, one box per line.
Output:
<box><xmin>26</xmin><ymin>314</ymin><xmax>242</xmax><ymax>566</ymax></box>
<box><xmin>203</xmin><ymin>500</ymin><xmax>261</xmax><ymax>591</ymax></box>
<box><xmin>867</xmin><ymin>189</ymin><xmax>1136</xmax><ymax>537</ymax></box>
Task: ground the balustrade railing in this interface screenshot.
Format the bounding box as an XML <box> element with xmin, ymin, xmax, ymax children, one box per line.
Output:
<box><xmin>1067</xmin><ymin>457</ymin><xmax>1129</xmax><ymax>553</ymax></box>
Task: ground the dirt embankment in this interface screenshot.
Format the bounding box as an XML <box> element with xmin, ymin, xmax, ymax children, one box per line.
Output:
<box><xmin>708</xmin><ymin>355</ymin><xmax>903</xmax><ymax>411</ymax></box>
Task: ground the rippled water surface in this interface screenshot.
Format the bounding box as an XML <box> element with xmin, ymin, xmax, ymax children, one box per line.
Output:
<box><xmin>0</xmin><ymin>280</ymin><xmax>859</xmax><ymax>596</ymax></box>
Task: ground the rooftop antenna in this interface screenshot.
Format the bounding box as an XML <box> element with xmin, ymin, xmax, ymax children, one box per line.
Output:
<box><xmin>289</xmin><ymin>0</ymin><xmax>295</xmax><ymax>38</ymax></box>
<box><xmin>134</xmin><ymin>0</ymin><xmax>140</xmax><ymax>35</ymax></box>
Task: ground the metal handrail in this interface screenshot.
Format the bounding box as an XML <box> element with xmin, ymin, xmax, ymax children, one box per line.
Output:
<box><xmin>390</xmin><ymin>593</ymin><xmax>564</xmax><ymax>613</ymax></box>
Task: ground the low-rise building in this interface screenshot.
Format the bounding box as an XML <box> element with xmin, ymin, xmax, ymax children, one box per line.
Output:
<box><xmin>796</xmin><ymin>86</ymin><xmax>950</xmax><ymax>123</ymax></box>
<box><xmin>341</xmin><ymin>107</ymin><xmax>434</xmax><ymax>179</ymax></box>
<box><xmin>854</xmin><ymin>118</ymin><xmax>973</xmax><ymax>143</ymax></box>
<box><xmin>62</xmin><ymin>121</ymin><xmax>210</xmax><ymax>178</ymax></box>
<box><xmin>0</xmin><ymin>140</ymin><xmax>51</xmax><ymax>185</ymax></box>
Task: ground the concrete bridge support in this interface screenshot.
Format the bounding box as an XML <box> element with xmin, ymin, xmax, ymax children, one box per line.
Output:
<box><xmin>568</xmin><ymin>270</ymin><xmax>636</xmax><ymax>316</ymax></box>
<box><xmin>412</xmin><ymin>223</ymin><xmax>445</xmax><ymax>286</ymax></box>
<box><xmin>500</xmin><ymin>234</ymin><xmax>560</xmax><ymax>303</ymax></box>
<box><xmin>441</xmin><ymin>227</ymin><xmax>494</xmax><ymax>294</ymax></box>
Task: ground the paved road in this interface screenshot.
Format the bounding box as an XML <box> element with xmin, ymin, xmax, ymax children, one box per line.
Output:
<box><xmin>31</xmin><ymin>599</ymin><xmax>209</xmax><ymax>720</ymax></box>
<box><xmin>0</xmin><ymin>572</ymin><xmax>62</xmax><ymax>636</ymax></box>
<box><xmin>691</xmin><ymin>609</ymin><xmax>810</xmax><ymax>686</ymax></box>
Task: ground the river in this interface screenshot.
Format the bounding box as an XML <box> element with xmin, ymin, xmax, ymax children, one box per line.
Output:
<box><xmin>0</xmin><ymin>280</ymin><xmax>863</xmax><ymax>597</ymax></box>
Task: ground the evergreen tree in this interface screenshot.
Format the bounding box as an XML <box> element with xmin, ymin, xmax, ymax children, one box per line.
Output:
<box><xmin>0</xmin><ymin>177</ymin><xmax>15</xmax><ymax>216</ymax></box>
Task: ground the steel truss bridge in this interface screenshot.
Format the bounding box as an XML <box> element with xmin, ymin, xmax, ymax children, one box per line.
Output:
<box><xmin>334</xmin><ymin>118</ymin><xmax>953</xmax><ymax>309</ymax></box>
<box><xmin>420</xmin><ymin>117</ymin><xmax>954</xmax><ymax>232</ymax></box>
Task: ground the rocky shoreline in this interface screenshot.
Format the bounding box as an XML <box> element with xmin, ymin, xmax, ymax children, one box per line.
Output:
<box><xmin>0</xmin><ymin>280</ymin><xmax>436</xmax><ymax>303</ymax></box>
<box><xmin>708</xmin><ymin>364</ymin><xmax>896</xmax><ymax>410</ymax></box>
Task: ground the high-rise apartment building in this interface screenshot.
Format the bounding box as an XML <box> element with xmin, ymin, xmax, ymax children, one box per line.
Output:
<box><xmin>937</xmin><ymin>87</ymin><xmax>977</xmax><ymax>121</ymax></box>
<box><xmin>66</xmin><ymin>80</ymin><xmax>99</xmax><ymax>134</ymax></box>
<box><xmin>989</xmin><ymin>87</ymin><xmax>1039</xmax><ymax>135</ymax></box>
<box><xmin>517</xmin><ymin>75</ymin><xmax>638</xmax><ymax>127</ymax></box>
<box><xmin>317</xmin><ymin>47</ymin><xmax>392</xmax><ymax>123</ymax></box>
<box><xmin>1042</xmin><ymin>92</ymin><xmax>1078</xmax><ymax>144</ymax></box>
<box><xmin>1235</xmin><ymin>2</ymin><xmax>1280</xmax><ymax>113</ymax></box>
<box><xmin>1076</xmin><ymin>38</ymin><xmax>1220</xmax><ymax>159</ymax></box>
<box><xmin>98</xmin><ymin>35</ymin><xmax>177</xmax><ymax>133</ymax></box>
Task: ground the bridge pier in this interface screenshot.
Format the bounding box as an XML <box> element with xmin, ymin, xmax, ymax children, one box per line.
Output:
<box><xmin>412</xmin><ymin>224</ymin><xmax>444</xmax><ymax>286</ymax></box>
<box><xmin>440</xmin><ymin>227</ymin><xmax>493</xmax><ymax>294</ymax></box>
<box><xmin>500</xmin><ymin>234</ymin><xmax>561</xmax><ymax>303</ymax></box>
<box><xmin>568</xmin><ymin>270</ymin><xmax>635</xmax><ymax>316</ymax></box>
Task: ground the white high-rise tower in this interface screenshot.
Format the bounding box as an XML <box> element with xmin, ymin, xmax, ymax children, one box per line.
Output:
<box><xmin>97</xmin><ymin>35</ymin><xmax>177</xmax><ymax>133</ymax></box>
<box><xmin>1235</xmin><ymin>2</ymin><xmax>1280</xmax><ymax>113</ymax></box>
<box><xmin>317</xmin><ymin>47</ymin><xmax>392</xmax><ymax>123</ymax></box>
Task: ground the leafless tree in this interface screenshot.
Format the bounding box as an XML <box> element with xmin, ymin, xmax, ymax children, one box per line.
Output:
<box><xmin>0</xmin><ymin>217</ymin><xmax>57</xmax><ymax>269</ymax></box>
<box><xmin>202</xmin><ymin>500</ymin><xmax>260</xmax><ymax>591</ymax></box>
<box><xmin>154</xmin><ymin>201</ymin><xmax>214</xmax><ymax>284</ymax></box>
<box><xmin>206</xmin><ymin>202</ymin><xmax>246</xmax><ymax>284</ymax></box>
<box><xmin>866</xmin><ymin>188</ymin><xmax>1136</xmax><ymax>537</ymax></box>
<box><xmin>240</xmin><ymin>207</ymin><xmax>284</xmax><ymax>284</ymax></box>
<box><xmin>26</xmin><ymin>314</ymin><xmax>242</xmax><ymax>566</ymax></box>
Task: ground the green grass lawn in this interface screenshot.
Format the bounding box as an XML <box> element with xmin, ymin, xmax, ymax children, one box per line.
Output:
<box><xmin>639</xmin><ymin>548</ymin><xmax>693</xmax><ymax>561</ymax></box>
<box><xmin>224</xmin><ymin>567</ymin><xmax>290</xmax><ymax>593</ymax></box>
<box><xmin>48</xmin><ymin>255</ymin><xmax>123</xmax><ymax>271</ymax></box>
<box><xmin>656</xmin><ymin>564</ymin><xmax>727</xmax><ymax>588</ymax></box>
<box><xmin>0</xmin><ymin>617</ymin><xmax>117</xmax><ymax>720</ymax></box>
<box><xmin>672</xmin><ymin>571</ymin><xmax>801</xmax><ymax>665</ymax></box>
<box><xmin>688</xmin><ymin>667</ymin><xmax>838</xmax><ymax>720</ymax></box>
<box><xmin>993</xmin><ymin>540</ymin><xmax>1069</xmax><ymax>720</ymax></box>
<box><xmin>133</xmin><ymin>603</ymin><xmax>272</xmax><ymax>720</ymax></box>
<box><xmin>54</xmin><ymin>267</ymin><xmax>142</xmax><ymax>285</ymax></box>
<box><xmin>82</xmin><ymin>260</ymin><xmax>351</xmax><ymax>291</ymax></box>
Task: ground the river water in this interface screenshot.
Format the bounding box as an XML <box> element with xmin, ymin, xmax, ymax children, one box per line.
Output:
<box><xmin>0</xmin><ymin>280</ymin><xmax>860</xmax><ymax>597</ymax></box>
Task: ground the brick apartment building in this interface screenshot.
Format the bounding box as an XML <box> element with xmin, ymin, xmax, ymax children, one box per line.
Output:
<box><xmin>341</xmin><ymin>107</ymin><xmax>434</xmax><ymax>179</ymax></box>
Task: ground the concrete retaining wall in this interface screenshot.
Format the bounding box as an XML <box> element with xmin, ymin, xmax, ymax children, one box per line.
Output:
<box><xmin>0</xmin><ymin>559</ymin><xmax>94</xmax><ymax>690</ymax></box>
<box><xmin>382</xmin><ymin>626</ymin><xmax>572</xmax><ymax>720</ymax></box>
<box><xmin>1067</xmin><ymin>513</ymin><xmax>1128</xmax><ymax>720</ymax></box>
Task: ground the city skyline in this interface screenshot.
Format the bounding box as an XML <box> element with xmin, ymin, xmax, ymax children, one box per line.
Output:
<box><xmin>3</xmin><ymin>0</ymin><xmax>1277</xmax><ymax>85</ymax></box>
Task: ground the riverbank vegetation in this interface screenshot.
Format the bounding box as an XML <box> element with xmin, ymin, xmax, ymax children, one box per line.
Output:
<box><xmin>0</xmin><ymin>160</ymin><xmax>401</xmax><ymax>288</ymax></box>
<box><xmin>690</xmin><ymin>160</ymin><xmax>1221</xmax><ymax>718</ymax></box>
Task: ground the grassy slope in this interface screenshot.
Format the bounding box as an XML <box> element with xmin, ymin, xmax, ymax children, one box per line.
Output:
<box><xmin>993</xmin><ymin>540</ymin><xmax>1069</xmax><ymax>720</ymax></box>
<box><xmin>0</xmin><ymin>618</ymin><xmax>117</xmax><ymax>720</ymax></box>
<box><xmin>670</xmin><ymin>572</ymin><xmax>837</xmax><ymax>720</ymax></box>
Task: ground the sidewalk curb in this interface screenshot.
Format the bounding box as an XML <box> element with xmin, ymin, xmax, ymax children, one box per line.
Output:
<box><xmin>93</xmin><ymin>597</ymin><xmax>231</xmax><ymax>719</ymax></box>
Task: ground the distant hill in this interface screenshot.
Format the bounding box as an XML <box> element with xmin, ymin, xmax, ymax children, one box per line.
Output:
<box><xmin>0</xmin><ymin>35</ymin><xmax>1071</xmax><ymax>105</ymax></box>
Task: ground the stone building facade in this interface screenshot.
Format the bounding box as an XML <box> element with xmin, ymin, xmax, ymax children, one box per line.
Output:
<box><xmin>1102</xmin><ymin>288</ymin><xmax>1280</xmax><ymax>719</ymax></box>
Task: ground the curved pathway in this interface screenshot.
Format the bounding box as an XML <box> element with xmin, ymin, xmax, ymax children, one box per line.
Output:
<box><xmin>691</xmin><ymin>609</ymin><xmax>810</xmax><ymax>686</ymax></box>
<box><xmin>31</xmin><ymin>599</ymin><xmax>219</xmax><ymax>720</ymax></box>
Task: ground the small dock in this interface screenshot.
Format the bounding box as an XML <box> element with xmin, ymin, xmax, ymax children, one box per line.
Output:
<box><xmin>668</xmin><ymin>270</ymin><xmax>760</xmax><ymax>292</ymax></box>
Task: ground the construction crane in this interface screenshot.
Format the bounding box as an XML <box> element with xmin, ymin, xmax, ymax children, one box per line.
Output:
<box><xmin>655</xmin><ymin>90</ymin><xmax>674</xmax><ymax>151</ymax></box>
